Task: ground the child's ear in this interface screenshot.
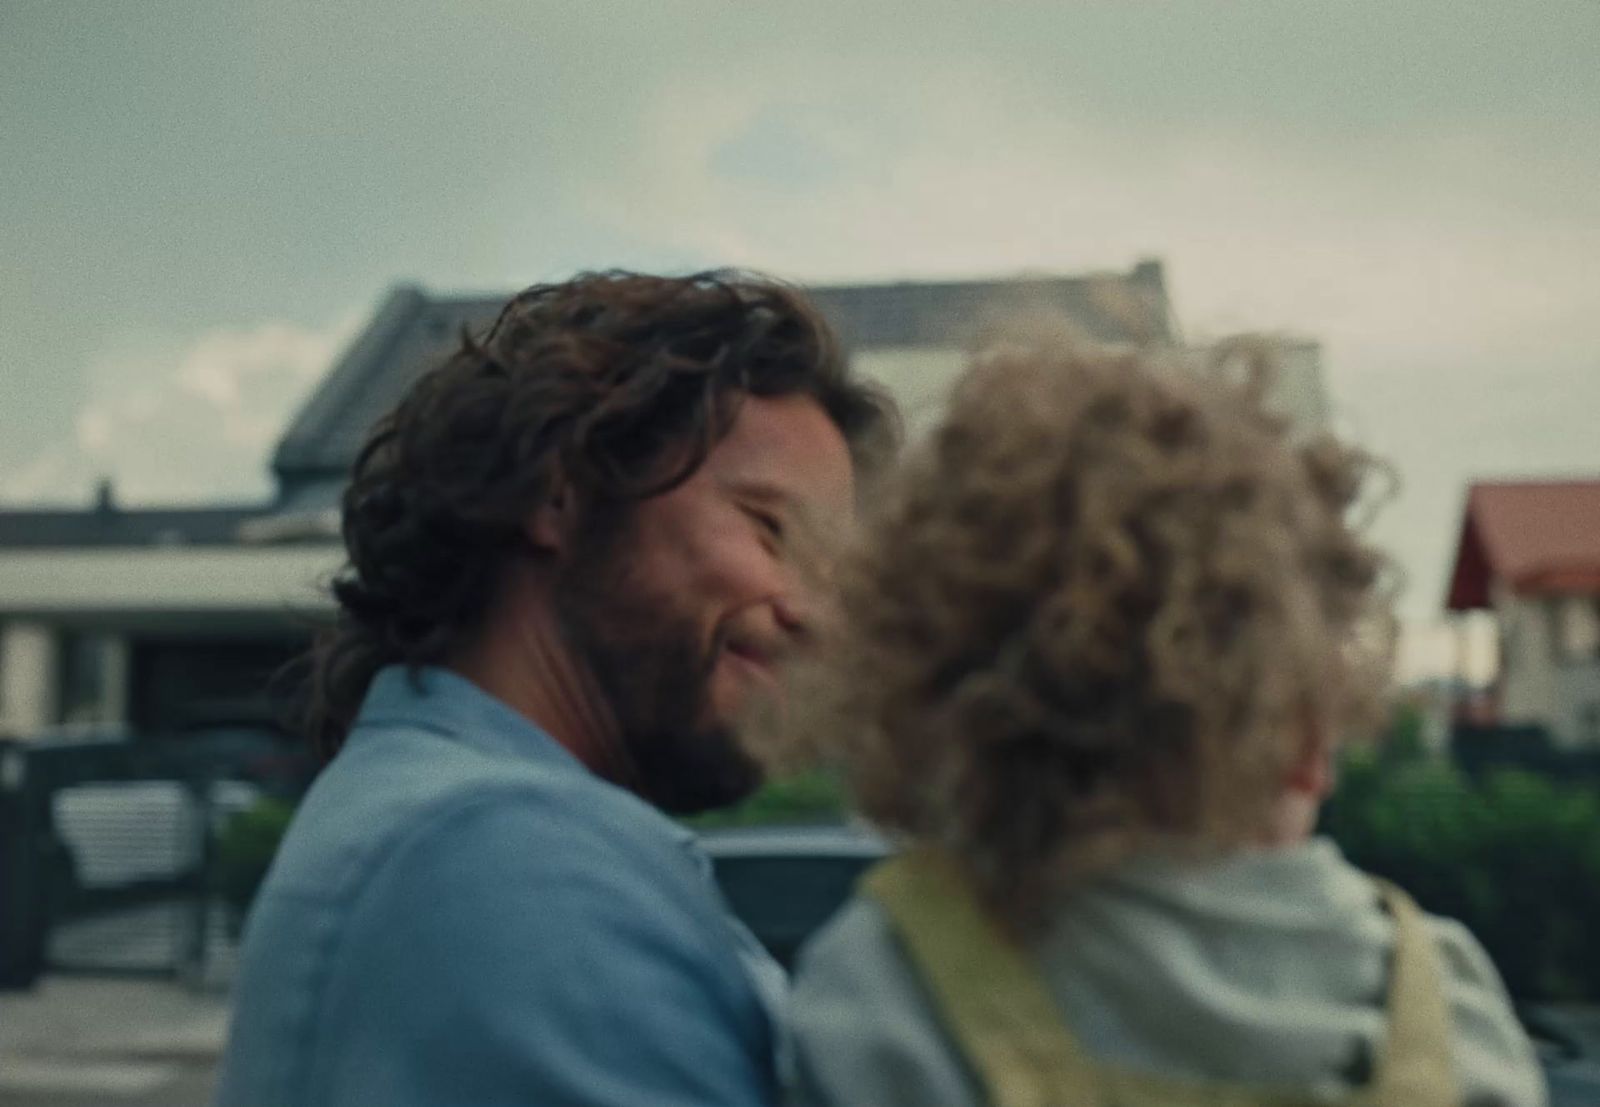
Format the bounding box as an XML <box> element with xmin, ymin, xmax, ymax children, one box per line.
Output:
<box><xmin>523</xmin><ymin>480</ymin><xmax>580</xmax><ymax>556</ymax></box>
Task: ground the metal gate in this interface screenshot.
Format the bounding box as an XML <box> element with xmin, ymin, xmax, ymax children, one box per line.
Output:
<box><xmin>0</xmin><ymin>736</ymin><xmax>290</xmax><ymax>989</ymax></box>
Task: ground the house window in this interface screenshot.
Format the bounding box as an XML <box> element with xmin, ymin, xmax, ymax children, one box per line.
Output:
<box><xmin>128</xmin><ymin>637</ymin><xmax>304</xmax><ymax>734</ymax></box>
<box><xmin>1554</xmin><ymin>597</ymin><xmax>1600</xmax><ymax>664</ymax></box>
<box><xmin>57</xmin><ymin>632</ymin><xmax>109</xmax><ymax>726</ymax></box>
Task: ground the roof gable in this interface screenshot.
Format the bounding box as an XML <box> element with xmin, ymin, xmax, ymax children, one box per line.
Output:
<box><xmin>270</xmin><ymin>262</ymin><xmax>1174</xmax><ymax>491</ymax></box>
<box><xmin>1445</xmin><ymin>479</ymin><xmax>1600</xmax><ymax>609</ymax></box>
<box><xmin>270</xmin><ymin>285</ymin><xmax>506</xmax><ymax>487</ymax></box>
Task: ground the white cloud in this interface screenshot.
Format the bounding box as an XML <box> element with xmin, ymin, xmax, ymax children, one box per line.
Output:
<box><xmin>2</xmin><ymin>0</ymin><xmax>1593</xmax><ymax>694</ymax></box>
<box><xmin>578</xmin><ymin>73</ymin><xmax>1600</xmax><ymax>335</ymax></box>
<box><xmin>174</xmin><ymin>322</ymin><xmax>343</xmax><ymax>450</ymax></box>
<box><xmin>567</xmin><ymin>69</ymin><xmax>1600</xmax><ymax>644</ymax></box>
<box><xmin>1</xmin><ymin>446</ymin><xmax>91</xmax><ymax>505</ymax></box>
<box><xmin>0</xmin><ymin>316</ymin><xmax>356</xmax><ymax>507</ymax></box>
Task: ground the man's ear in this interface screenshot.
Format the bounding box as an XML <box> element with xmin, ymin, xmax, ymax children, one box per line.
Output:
<box><xmin>523</xmin><ymin>480</ymin><xmax>580</xmax><ymax>556</ymax></box>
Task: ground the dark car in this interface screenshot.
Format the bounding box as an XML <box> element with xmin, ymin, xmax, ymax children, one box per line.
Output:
<box><xmin>701</xmin><ymin>823</ymin><xmax>886</xmax><ymax>970</ymax></box>
<box><xmin>699</xmin><ymin>824</ymin><xmax>1600</xmax><ymax>1105</ymax></box>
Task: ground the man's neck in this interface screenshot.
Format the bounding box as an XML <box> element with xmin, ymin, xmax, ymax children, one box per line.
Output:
<box><xmin>448</xmin><ymin>584</ymin><xmax>639</xmax><ymax>791</ymax></box>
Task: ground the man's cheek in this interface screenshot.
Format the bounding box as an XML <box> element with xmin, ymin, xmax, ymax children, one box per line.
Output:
<box><xmin>706</xmin><ymin>653</ymin><xmax>756</xmax><ymax>715</ymax></box>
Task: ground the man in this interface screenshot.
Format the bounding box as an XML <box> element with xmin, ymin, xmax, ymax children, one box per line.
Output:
<box><xmin>215</xmin><ymin>271</ymin><xmax>894</xmax><ymax>1106</ymax></box>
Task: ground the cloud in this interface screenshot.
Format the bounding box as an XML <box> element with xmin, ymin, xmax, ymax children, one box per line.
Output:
<box><xmin>708</xmin><ymin>105</ymin><xmax>859</xmax><ymax>193</ymax></box>
<box><xmin>174</xmin><ymin>322</ymin><xmax>345</xmax><ymax>450</ymax></box>
<box><xmin>0</xmin><ymin>316</ymin><xmax>356</xmax><ymax>506</ymax></box>
<box><xmin>566</xmin><ymin>67</ymin><xmax>1600</xmax><ymax>636</ymax></box>
<box><xmin>3</xmin><ymin>0</ymin><xmax>1595</xmax><ymax>685</ymax></box>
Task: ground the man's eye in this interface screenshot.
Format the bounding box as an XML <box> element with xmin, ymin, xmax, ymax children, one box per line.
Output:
<box><xmin>749</xmin><ymin>509</ymin><xmax>785</xmax><ymax>541</ymax></box>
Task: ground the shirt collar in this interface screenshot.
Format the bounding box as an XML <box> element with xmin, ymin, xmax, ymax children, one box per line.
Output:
<box><xmin>351</xmin><ymin>663</ymin><xmax>588</xmax><ymax>774</ymax></box>
<box><xmin>349</xmin><ymin>663</ymin><xmax>702</xmax><ymax>853</ymax></box>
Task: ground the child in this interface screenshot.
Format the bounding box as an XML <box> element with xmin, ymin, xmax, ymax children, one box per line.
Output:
<box><xmin>771</xmin><ymin>333</ymin><xmax>1545</xmax><ymax>1106</ymax></box>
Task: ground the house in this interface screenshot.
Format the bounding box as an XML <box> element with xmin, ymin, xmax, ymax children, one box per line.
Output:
<box><xmin>1444</xmin><ymin>479</ymin><xmax>1600</xmax><ymax>747</ymax></box>
<box><xmin>0</xmin><ymin>259</ymin><xmax>1329</xmax><ymax>740</ymax></box>
<box><xmin>0</xmin><ymin>488</ymin><xmax>336</xmax><ymax>736</ymax></box>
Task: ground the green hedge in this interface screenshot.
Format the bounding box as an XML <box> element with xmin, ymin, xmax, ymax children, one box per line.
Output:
<box><xmin>214</xmin><ymin>743</ymin><xmax>1600</xmax><ymax>1001</ymax></box>
<box><xmin>684</xmin><ymin>770</ymin><xmax>850</xmax><ymax>829</ymax></box>
<box><xmin>1322</xmin><ymin>748</ymin><xmax>1600</xmax><ymax>1001</ymax></box>
<box><xmin>215</xmin><ymin>796</ymin><xmax>297</xmax><ymax>933</ymax></box>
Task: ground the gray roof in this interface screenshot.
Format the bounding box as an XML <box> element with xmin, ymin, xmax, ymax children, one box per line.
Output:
<box><xmin>271</xmin><ymin>261</ymin><xmax>1175</xmax><ymax>492</ymax></box>
<box><xmin>806</xmin><ymin>261</ymin><xmax>1171</xmax><ymax>351</ymax></box>
<box><xmin>270</xmin><ymin>284</ymin><xmax>504</xmax><ymax>494</ymax></box>
<box><xmin>0</xmin><ymin>503</ymin><xmax>274</xmax><ymax>550</ymax></box>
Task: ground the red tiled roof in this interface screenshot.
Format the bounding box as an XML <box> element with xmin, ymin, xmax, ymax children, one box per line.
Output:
<box><xmin>1445</xmin><ymin>479</ymin><xmax>1600</xmax><ymax>610</ymax></box>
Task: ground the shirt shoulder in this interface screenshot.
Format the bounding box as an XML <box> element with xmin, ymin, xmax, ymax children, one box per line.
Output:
<box><xmin>262</xmin><ymin>717</ymin><xmax>670</xmax><ymax>895</ymax></box>
<box><xmin>224</xmin><ymin>722</ymin><xmax>774</xmax><ymax>1106</ymax></box>
<box><xmin>309</xmin><ymin>795</ymin><xmax>776</xmax><ymax>1105</ymax></box>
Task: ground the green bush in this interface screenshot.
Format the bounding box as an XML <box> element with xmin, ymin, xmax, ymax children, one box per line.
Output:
<box><xmin>208</xmin><ymin>732</ymin><xmax>1600</xmax><ymax>1001</ymax></box>
<box><xmin>215</xmin><ymin>796</ymin><xmax>297</xmax><ymax>932</ymax></box>
<box><xmin>1322</xmin><ymin>748</ymin><xmax>1600</xmax><ymax>1001</ymax></box>
<box><xmin>685</xmin><ymin>770</ymin><xmax>849</xmax><ymax>829</ymax></box>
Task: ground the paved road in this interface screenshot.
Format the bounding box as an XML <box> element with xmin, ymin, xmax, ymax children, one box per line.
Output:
<box><xmin>4</xmin><ymin>972</ymin><xmax>1598</xmax><ymax>1105</ymax></box>
<box><xmin>0</xmin><ymin>898</ymin><xmax>238</xmax><ymax>1105</ymax></box>
<box><xmin>0</xmin><ymin>976</ymin><xmax>230</xmax><ymax>1106</ymax></box>
<box><xmin>1</xmin><ymin>1057</ymin><xmax>218</xmax><ymax>1107</ymax></box>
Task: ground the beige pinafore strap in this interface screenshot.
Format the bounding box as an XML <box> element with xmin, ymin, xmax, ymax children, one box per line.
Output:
<box><xmin>1353</xmin><ymin>879</ymin><xmax>1461</xmax><ymax>1107</ymax></box>
<box><xmin>865</xmin><ymin>849</ymin><xmax>1102</xmax><ymax>1107</ymax></box>
<box><xmin>865</xmin><ymin>850</ymin><xmax>1461</xmax><ymax>1107</ymax></box>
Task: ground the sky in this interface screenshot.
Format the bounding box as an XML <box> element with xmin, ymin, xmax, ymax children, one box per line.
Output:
<box><xmin>3</xmin><ymin>1</ymin><xmax>1598</xmax><ymax>678</ymax></box>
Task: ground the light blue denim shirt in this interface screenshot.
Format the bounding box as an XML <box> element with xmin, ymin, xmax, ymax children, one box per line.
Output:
<box><xmin>216</xmin><ymin>665</ymin><xmax>783</xmax><ymax>1107</ymax></box>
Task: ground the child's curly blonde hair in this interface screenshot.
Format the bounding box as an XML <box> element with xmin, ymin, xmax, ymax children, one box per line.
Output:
<box><xmin>758</xmin><ymin>329</ymin><xmax>1396</xmax><ymax>925</ymax></box>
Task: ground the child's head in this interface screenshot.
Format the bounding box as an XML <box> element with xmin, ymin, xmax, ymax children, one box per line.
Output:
<box><xmin>767</xmin><ymin>330</ymin><xmax>1395</xmax><ymax>921</ymax></box>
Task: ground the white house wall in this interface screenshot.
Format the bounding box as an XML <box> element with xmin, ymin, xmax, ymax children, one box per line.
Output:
<box><xmin>1485</xmin><ymin>582</ymin><xmax>1600</xmax><ymax>745</ymax></box>
<box><xmin>1190</xmin><ymin>340</ymin><xmax>1330</xmax><ymax>433</ymax></box>
<box><xmin>1495</xmin><ymin>589</ymin><xmax>1558</xmax><ymax>732</ymax></box>
<box><xmin>0</xmin><ymin>546</ymin><xmax>342</xmax><ymax>618</ymax></box>
<box><xmin>1271</xmin><ymin>343</ymin><xmax>1332</xmax><ymax>432</ymax></box>
<box><xmin>854</xmin><ymin>341</ymin><xmax>1331</xmax><ymax>443</ymax></box>
<box><xmin>0</xmin><ymin>621</ymin><xmax>58</xmax><ymax>735</ymax></box>
<box><xmin>1555</xmin><ymin>663</ymin><xmax>1600</xmax><ymax>747</ymax></box>
<box><xmin>855</xmin><ymin>347</ymin><xmax>968</xmax><ymax>439</ymax></box>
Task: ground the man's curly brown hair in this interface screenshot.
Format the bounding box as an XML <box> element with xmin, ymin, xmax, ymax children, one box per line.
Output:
<box><xmin>298</xmin><ymin>270</ymin><xmax>894</xmax><ymax>761</ymax></box>
<box><xmin>761</xmin><ymin>329</ymin><xmax>1396</xmax><ymax>926</ymax></box>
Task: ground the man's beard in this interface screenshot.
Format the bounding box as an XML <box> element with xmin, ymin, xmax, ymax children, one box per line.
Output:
<box><xmin>552</xmin><ymin>528</ymin><xmax>765</xmax><ymax>816</ymax></box>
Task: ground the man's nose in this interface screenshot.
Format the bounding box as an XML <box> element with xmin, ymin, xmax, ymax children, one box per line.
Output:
<box><xmin>774</xmin><ymin>585</ymin><xmax>838</xmax><ymax>648</ymax></box>
<box><xmin>772</xmin><ymin>593</ymin><xmax>807</xmax><ymax>639</ymax></box>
